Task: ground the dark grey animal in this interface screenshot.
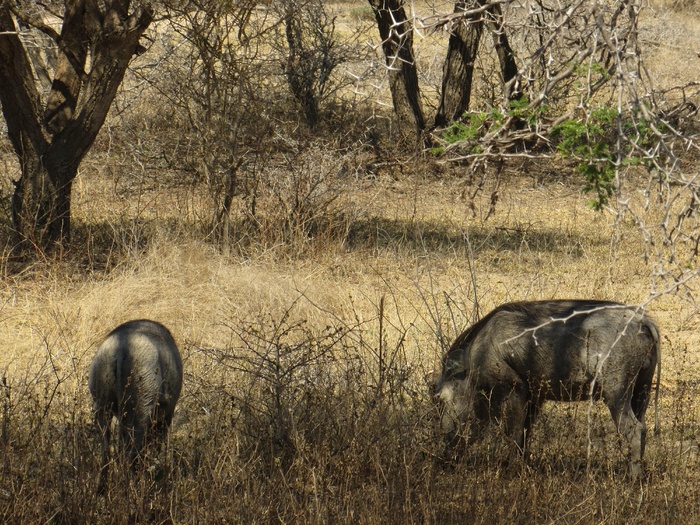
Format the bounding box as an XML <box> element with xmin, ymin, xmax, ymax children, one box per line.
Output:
<box><xmin>433</xmin><ymin>300</ymin><xmax>660</xmax><ymax>480</ymax></box>
<box><xmin>88</xmin><ymin>319</ymin><xmax>183</xmax><ymax>491</ymax></box>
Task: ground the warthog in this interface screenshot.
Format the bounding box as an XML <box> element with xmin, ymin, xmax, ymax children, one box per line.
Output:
<box><xmin>88</xmin><ymin>319</ymin><xmax>183</xmax><ymax>492</ymax></box>
<box><xmin>433</xmin><ymin>300</ymin><xmax>660</xmax><ymax>479</ymax></box>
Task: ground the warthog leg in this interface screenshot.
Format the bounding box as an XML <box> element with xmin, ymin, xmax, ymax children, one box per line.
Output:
<box><xmin>482</xmin><ymin>375</ymin><xmax>532</xmax><ymax>455</ymax></box>
<box><xmin>95</xmin><ymin>409</ymin><xmax>112</xmax><ymax>494</ymax></box>
<box><xmin>608</xmin><ymin>400</ymin><xmax>646</xmax><ymax>480</ymax></box>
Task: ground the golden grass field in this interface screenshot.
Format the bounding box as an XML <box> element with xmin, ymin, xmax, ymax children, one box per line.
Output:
<box><xmin>1</xmin><ymin>1</ymin><xmax>699</xmax><ymax>523</ymax></box>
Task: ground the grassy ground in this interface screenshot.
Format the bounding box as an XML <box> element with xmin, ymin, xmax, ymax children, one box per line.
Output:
<box><xmin>1</xmin><ymin>1</ymin><xmax>700</xmax><ymax>523</ymax></box>
<box><xmin>2</xmin><ymin>166</ymin><xmax>700</xmax><ymax>523</ymax></box>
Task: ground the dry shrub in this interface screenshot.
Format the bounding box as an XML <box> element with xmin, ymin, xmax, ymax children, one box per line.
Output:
<box><xmin>3</xmin><ymin>295</ymin><xmax>700</xmax><ymax>523</ymax></box>
<box><xmin>230</xmin><ymin>142</ymin><xmax>369</xmax><ymax>257</ymax></box>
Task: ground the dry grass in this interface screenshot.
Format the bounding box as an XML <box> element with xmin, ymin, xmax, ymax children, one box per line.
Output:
<box><xmin>3</xmin><ymin>165</ymin><xmax>700</xmax><ymax>523</ymax></box>
<box><xmin>1</xmin><ymin>1</ymin><xmax>700</xmax><ymax>523</ymax></box>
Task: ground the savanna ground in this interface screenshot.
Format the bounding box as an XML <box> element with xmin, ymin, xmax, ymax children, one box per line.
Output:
<box><xmin>1</xmin><ymin>1</ymin><xmax>700</xmax><ymax>523</ymax></box>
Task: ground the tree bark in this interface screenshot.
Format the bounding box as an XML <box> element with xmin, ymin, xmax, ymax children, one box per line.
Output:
<box><xmin>0</xmin><ymin>2</ymin><xmax>152</xmax><ymax>256</ymax></box>
<box><xmin>434</xmin><ymin>1</ymin><xmax>485</xmax><ymax>128</ymax></box>
<box><xmin>434</xmin><ymin>1</ymin><xmax>521</xmax><ymax>129</ymax></box>
<box><xmin>486</xmin><ymin>3</ymin><xmax>520</xmax><ymax>102</ymax></box>
<box><xmin>9</xmin><ymin>142</ymin><xmax>76</xmax><ymax>251</ymax></box>
<box><xmin>368</xmin><ymin>0</ymin><xmax>426</xmax><ymax>146</ymax></box>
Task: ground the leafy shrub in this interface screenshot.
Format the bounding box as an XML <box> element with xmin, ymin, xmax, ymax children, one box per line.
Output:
<box><xmin>430</xmin><ymin>97</ymin><xmax>550</xmax><ymax>155</ymax></box>
<box><xmin>550</xmin><ymin>106</ymin><xmax>661</xmax><ymax>210</ymax></box>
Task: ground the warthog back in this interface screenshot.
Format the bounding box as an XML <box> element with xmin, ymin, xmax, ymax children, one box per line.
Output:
<box><xmin>88</xmin><ymin>319</ymin><xmax>183</xmax><ymax>492</ymax></box>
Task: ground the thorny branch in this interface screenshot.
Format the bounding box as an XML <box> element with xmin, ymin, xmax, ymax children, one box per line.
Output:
<box><xmin>360</xmin><ymin>0</ymin><xmax>699</xmax><ymax>299</ymax></box>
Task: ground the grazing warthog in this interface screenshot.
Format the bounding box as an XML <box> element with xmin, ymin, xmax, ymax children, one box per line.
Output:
<box><xmin>433</xmin><ymin>300</ymin><xmax>660</xmax><ymax>480</ymax></box>
<box><xmin>88</xmin><ymin>319</ymin><xmax>183</xmax><ymax>492</ymax></box>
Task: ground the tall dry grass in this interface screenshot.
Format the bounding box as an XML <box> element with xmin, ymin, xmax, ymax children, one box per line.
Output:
<box><xmin>2</xmin><ymin>165</ymin><xmax>700</xmax><ymax>523</ymax></box>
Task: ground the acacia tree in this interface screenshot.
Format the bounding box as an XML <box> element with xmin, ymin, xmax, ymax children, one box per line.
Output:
<box><xmin>0</xmin><ymin>0</ymin><xmax>153</xmax><ymax>255</ymax></box>
<box><xmin>428</xmin><ymin>0</ymin><xmax>700</xmax><ymax>300</ymax></box>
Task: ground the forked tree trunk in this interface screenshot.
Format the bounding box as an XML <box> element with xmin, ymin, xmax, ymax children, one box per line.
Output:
<box><xmin>434</xmin><ymin>1</ymin><xmax>485</xmax><ymax>128</ymax></box>
<box><xmin>366</xmin><ymin>1</ymin><xmax>524</xmax><ymax>145</ymax></box>
<box><xmin>11</xmin><ymin>153</ymin><xmax>76</xmax><ymax>250</ymax></box>
<box><xmin>368</xmin><ymin>0</ymin><xmax>426</xmax><ymax>147</ymax></box>
<box><xmin>0</xmin><ymin>2</ymin><xmax>152</xmax><ymax>256</ymax></box>
<box><xmin>487</xmin><ymin>3</ymin><xmax>520</xmax><ymax>102</ymax></box>
<box><xmin>434</xmin><ymin>1</ymin><xmax>520</xmax><ymax>129</ymax></box>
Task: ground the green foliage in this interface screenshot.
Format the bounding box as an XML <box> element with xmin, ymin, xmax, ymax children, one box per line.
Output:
<box><xmin>431</xmin><ymin>97</ymin><xmax>549</xmax><ymax>155</ymax></box>
<box><xmin>550</xmin><ymin>106</ymin><xmax>659</xmax><ymax>210</ymax></box>
<box><xmin>507</xmin><ymin>96</ymin><xmax>550</xmax><ymax>126</ymax></box>
<box><xmin>429</xmin><ymin>113</ymin><xmax>490</xmax><ymax>155</ymax></box>
<box><xmin>550</xmin><ymin>107</ymin><xmax>616</xmax><ymax>210</ymax></box>
<box><xmin>434</xmin><ymin>98</ymin><xmax>663</xmax><ymax>212</ymax></box>
<box><xmin>441</xmin><ymin>112</ymin><xmax>492</xmax><ymax>145</ymax></box>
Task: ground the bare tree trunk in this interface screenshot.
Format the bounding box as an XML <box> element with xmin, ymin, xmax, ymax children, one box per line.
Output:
<box><xmin>368</xmin><ymin>0</ymin><xmax>426</xmax><ymax>147</ymax></box>
<box><xmin>215</xmin><ymin>170</ymin><xmax>236</xmax><ymax>256</ymax></box>
<box><xmin>434</xmin><ymin>1</ymin><xmax>485</xmax><ymax>128</ymax></box>
<box><xmin>214</xmin><ymin>158</ymin><xmax>245</xmax><ymax>256</ymax></box>
<box><xmin>486</xmin><ymin>3</ymin><xmax>520</xmax><ymax>102</ymax></box>
<box><xmin>10</xmin><ymin>143</ymin><xmax>75</xmax><ymax>250</ymax></box>
<box><xmin>434</xmin><ymin>1</ymin><xmax>520</xmax><ymax>129</ymax></box>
